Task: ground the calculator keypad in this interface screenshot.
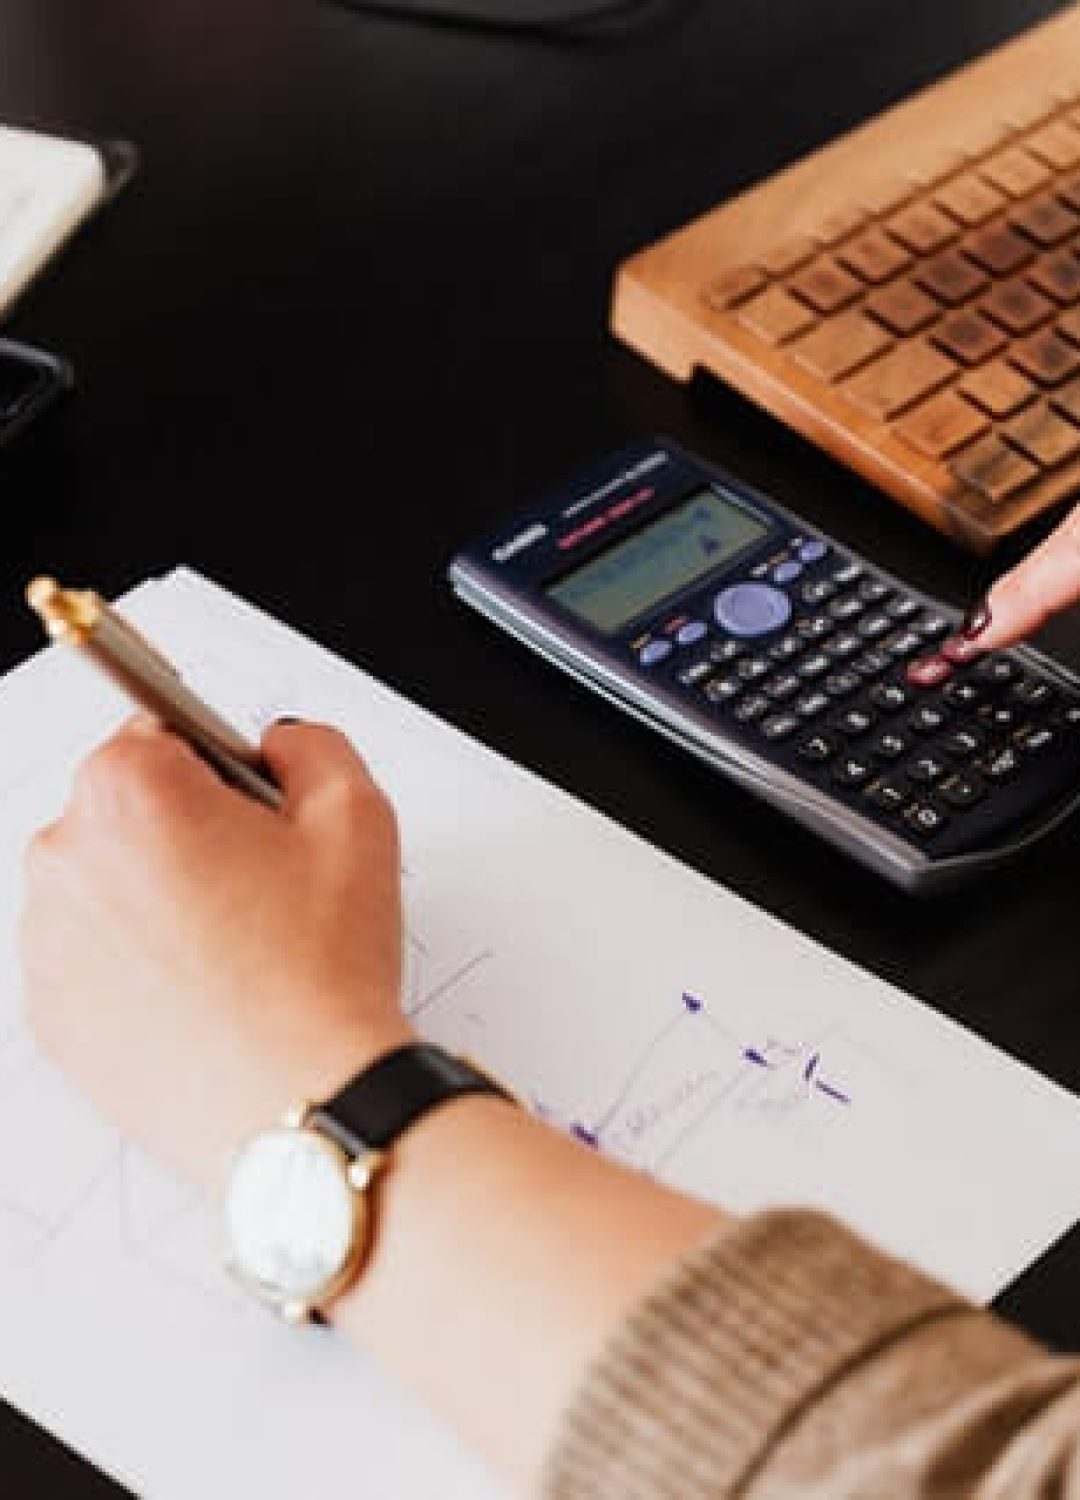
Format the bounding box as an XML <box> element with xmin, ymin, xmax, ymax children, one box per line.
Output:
<box><xmin>642</xmin><ymin>533</ymin><xmax>1080</xmax><ymax>857</ymax></box>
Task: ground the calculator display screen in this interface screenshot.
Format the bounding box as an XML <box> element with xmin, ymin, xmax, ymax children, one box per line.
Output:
<box><xmin>546</xmin><ymin>489</ymin><xmax>769</xmax><ymax>635</ymax></box>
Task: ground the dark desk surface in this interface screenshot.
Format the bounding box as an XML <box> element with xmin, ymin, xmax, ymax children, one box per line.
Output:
<box><xmin>4</xmin><ymin>0</ymin><xmax>1080</xmax><ymax>1491</ymax></box>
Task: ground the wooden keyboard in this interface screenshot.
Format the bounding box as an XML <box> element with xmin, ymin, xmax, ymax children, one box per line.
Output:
<box><xmin>611</xmin><ymin>5</ymin><xmax>1080</xmax><ymax>552</ymax></box>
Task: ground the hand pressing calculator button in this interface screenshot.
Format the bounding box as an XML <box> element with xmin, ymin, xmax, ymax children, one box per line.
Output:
<box><xmin>451</xmin><ymin>438</ymin><xmax>1080</xmax><ymax>893</ymax></box>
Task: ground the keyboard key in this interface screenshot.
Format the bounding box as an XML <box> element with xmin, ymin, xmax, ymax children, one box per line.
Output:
<box><xmin>865</xmin><ymin>774</ymin><xmax>911</xmax><ymax>812</ymax></box>
<box><xmin>909</xmin><ymin>702</ymin><xmax>950</xmax><ymax>734</ymax></box>
<box><xmin>704</xmin><ymin>265</ymin><xmax>769</xmax><ymax>311</ymax></box>
<box><xmin>739</xmin><ymin>285</ymin><xmax>817</xmax><ymax>344</ymax></box>
<box><xmin>915</xmin><ymin>250</ymin><xmax>989</xmax><ymax>307</ymax></box>
<box><xmin>837</xmin><ymin>228</ymin><xmax>912</xmax><ymax>284</ymax></box>
<box><xmin>1014</xmin><ymin>723</ymin><xmax>1056</xmax><ymax>752</ymax></box>
<box><xmin>869</xmin><ymin>727</ymin><xmax>909</xmax><ymax>760</ymax></box>
<box><xmin>797</xmin><ymin>614</ymin><xmax>833</xmax><ymax>641</ymax></box>
<box><xmin>894</xmin><ymin>389</ymin><xmax>991</xmax><ymax>457</ymax></box>
<box><xmin>835</xmin><ymin>706</ymin><xmax>875</xmax><ymax>737</ymax></box>
<box><xmin>796</xmin><ymin>690</ymin><xmax>830</xmax><ymax>718</ymax></box>
<box><xmin>980</xmin><ymin>145</ymin><xmax>1052</xmax><ymax>198</ymax></box>
<box><xmin>934</xmin><ymin>173</ymin><xmax>1006</xmax><ymax>226</ymax></box>
<box><xmin>958</xmin><ymin>358</ymin><xmax>1037</xmax><ymax>417</ymax></box>
<box><xmin>1027</xmin><ymin>249</ymin><xmax>1080</xmax><ymax>306</ymax></box>
<box><xmin>980</xmin><ymin>280</ymin><xmax>1055</xmax><ymax>336</ymax></box>
<box><xmin>942</xmin><ymin>725</ymin><xmax>986</xmax><ymax>757</ymax></box>
<box><xmin>759</xmin><ymin>236</ymin><xmax>817</xmax><ymax>276</ymax></box>
<box><xmin>678</xmin><ymin>659</ymin><xmax>715</xmax><ymax>688</ymax></box>
<box><xmin>1011</xmin><ymin>677</ymin><xmax>1057</xmax><ymax>707</ymax></box>
<box><xmin>705</xmin><ymin>675</ymin><xmax>742</xmax><ymax>704</ymax></box>
<box><xmin>946</xmin><ymin>679</ymin><xmax>984</xmax><ymax>709</ymax></box>
<box><xmin>733</xmin><ymin>693</ymin><xmax>770</xmax><ymax>722</ymax></box>
<box><xmin>737</xmin><ymin>656</ymin><xmax>770</xmax><ymax>681</ymax></box>
<box><xmin>915</xmin><ymin>611</ymin><xmax>950</xmax><ymax>639</ymax></box>
<box><xmin>930</xmin><ymin>311</ymin><xmax>1006</xmax><ymax>365</ymax></box>
<box><xmin>979</xmin><ymin>742</ymin><xmax>1021</xmax><ymax>780</ymax></box>
<box><xmin>853</xmin><ymin>650</ymin><xmax>891</xmax><ymax>677</ymax></box>
<box><xmin>842</xmin><ymin>340</ymin><xmax>957</xmax><ymax>421</ymax></box>
<box><xmin>760</xmin><ymin>712</ymin><xmax>800</xmax><ymax>740</ymax></box>
<box><xmin>885</xmin><ymin>596</ymin><xmax>921</xmax><ymax>621</ymax></box>
<box><xmin>828</xmin><ymin>595</ymin><xmax>865</xmax><ymax>622</ymax></box>
<box><xmin>792</xmin><ymin>311</ymin><xmax>893</xmax><ymax>383</ymax></box>
<box><xmin>906</xmin><ymin>750</ymin><xmax>949</xmax><ymax>784</ymax></box>
<box><xmin>825</xmin><ymin>671</ymin><xmax>861</xmax><ymax>697</ymax></box>
<box><xmin>798</xmin><ymin>651</ymin><xmax>831</xmax><ymax>678</ymax></box>
<box><xmin>1009</xmin><ymin>193</ymin><xmax>1078</xmax><ymax>247</ymax></box>
<box><xmin>867</xmin><ymin>279</ymin><xmax>939</xmax><ymax>336</ymax></box>
<box><xmin>800</xmin><ymin>579</ymin><xmax>837</xmax><ymax>606</ymax></box>
<box><xmin>884</xmin><ymin>630</ymin><xmax>923</xmax><ymax>658</ymax></box>
<box><xmin>979</xmin><ymin>701</ymin><xmax>1017</xmax><ymax>730</ymax></box>
<box><xmin>964</xmin><ymin>224</ymin><xmax>1035</xmax><ymax>276</ymax></box>
<box><xmin>941</xmin><ymin>635</ymin><xmax>983</xmax><ymax>665</ymax></box>
<box><xmin>869</xmin><ymin>681</ymin><xmax>910</xmax><ymax>712</ymax></box>
<box><xmin>907</xmin><ymin>656</ymin><xmax>952</xmax><ymax>688</ymax></box>
<box><xmin>709</xmin><ymin>639</ymin><xmax>745</xmax><ymax>665</ymax></box>
<box><xmin>826</xmin><ymin>632</ymin><xmax>862</xmax><ymax>659</ymax></box>
<box><xmin>814</xmin><ymin>204</ymin><xmax>869</xmax><ymax>245</ymax></box>
<box><xmin>857</xmin><ymin>577</ymin><xmax>892</xmax><ymax>603</ymax></box>
<box><xmin>1026</xmin><ymin>121</ymin><xmax>1080</xmax><ymax>171</ymax></box>
<box><xmin>1003</xmin><ymin>401</ymin><xmax>1080</xmax><ymax>467</ymax></box>
<box><xmin>797</xmin><ymin>731</ymin><xmax>838</xmax><ymax>763</ymax></box>
<box><xmin>950</xmin><ymin>433</ymin><xmax>1039</xmax><ymax>503</ymax></box>
<box><xmin>769</xmin><ymin>633</ymin><xmax>804</xmax><ymax>662</ymax></box>
<box><xmin>832</xmin><ymin>561</ymin><xmax>864</xmax><ymax>586</ymax></box>
<box><xmin>765</xmin><ymin>673</ymin><xmax>801</xmax><ymax>701</ymax></box>
<box><xmin>789</xmin><ymin>257</ymin><xmax>863</xmax><ymax>315</ymax></box>
<box><xmin>1050</xmin><ymin>376</ymin><xmax>1080</xmax><ymax>423</ymax></box>
<box><xmin>937</xmin><ymin>771</ymin><xmax>986</xmax><ymax>808</ymax></box>
<box><xmin>1009</xmin><ymin>328</ymin><xmax>1080</xmax><ymax>385</ymax></box>
<box><xmin>832</xmin><ymin>752</ymin><xmax>874</xmax><ymax>787</ymax></box>
<box><xmin>903</xmin><ymin>801</ymin><xmax>949</xmax><ymax>838</ymax></box>
<box><xmin>888</xmin><ymin>201</ymin><xmax>958</xmax><ymax>255</ymax></box>
<box><xmin>1060</xmin><ymin>307</ymin><xmax>1080</xmax><ymax>347</ymax></box>
<box><xmin>973</xmin><ymin>656</ymin><xmax>1018</xmax><ymax>685</ymax></box>
<box><xmin>858</xmin><ymin>611</ymin><xmax>893</xmax><ymax>639</ymax></box>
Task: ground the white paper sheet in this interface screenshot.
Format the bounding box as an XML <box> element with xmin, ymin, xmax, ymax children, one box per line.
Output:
<box><xmin>2</xmin><ymin>567</ymin><xmax>1080</xmax><ymax>1500</ymax></box>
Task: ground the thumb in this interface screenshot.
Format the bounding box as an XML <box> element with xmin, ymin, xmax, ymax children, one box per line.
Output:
<box><xmin>260</xmin><ymin>720</ymin><xmax>374</xmax><ymax>815</ymax></box>
<box><xmin>971</xmin><ymin>509</ymin><xmax>1080</xmax><ymax>650</ymax></box>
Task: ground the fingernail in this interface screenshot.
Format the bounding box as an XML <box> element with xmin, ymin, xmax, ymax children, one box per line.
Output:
<box><xmin>274</xmin><ymin>716</ymin><xmax>302</xmax><ymax>726</ymax></box>
<box><xmin>961</xmin><ymin>598</ymin><xmax>992</xmax><ymax>640</ymax></box>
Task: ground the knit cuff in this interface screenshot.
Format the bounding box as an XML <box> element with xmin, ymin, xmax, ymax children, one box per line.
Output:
<box><xmin>544</xmin><ymin>1210</ymin><xmax>964</xmax><ymax>1500</ymax></box>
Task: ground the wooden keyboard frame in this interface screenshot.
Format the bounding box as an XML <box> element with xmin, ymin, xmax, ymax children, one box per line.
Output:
<box><xmin>610</xmin><ymin>5</ymin><xmax>1080</xmax><ymax>552</ymax></box>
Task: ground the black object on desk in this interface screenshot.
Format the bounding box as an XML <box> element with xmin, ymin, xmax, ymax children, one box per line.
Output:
<box><xmin>2</xmin><ymin>1</ymin><xmax>1080</xmax><ymax>1495</ymax></box>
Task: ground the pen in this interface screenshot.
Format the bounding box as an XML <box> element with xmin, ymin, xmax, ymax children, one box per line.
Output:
<box><xmin>26</xmin><ymin>576</ymin><xmax>284</xmax><ymax>811</ymax></box>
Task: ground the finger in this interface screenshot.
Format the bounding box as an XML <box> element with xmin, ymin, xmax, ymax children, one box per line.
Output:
<box><xmin>259</xmin><ymin>720</ymin><xmax>374</xmax><ymax>816</ymax></box>
<box><xmin>74</xmin><ymin>715</ymin><xmax>228</xmax><ymax>824</ymax></box>
<box><xmin>973</xmin><ymin>509</ymin><xmax>1080</xmax><ymax>650</ymax></box>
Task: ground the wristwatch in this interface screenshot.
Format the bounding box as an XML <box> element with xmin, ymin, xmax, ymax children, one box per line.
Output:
<box><xmin>224</xmin><ymin>1043</ymin><xmax>512</xmax><ymax>1323</ymax></box>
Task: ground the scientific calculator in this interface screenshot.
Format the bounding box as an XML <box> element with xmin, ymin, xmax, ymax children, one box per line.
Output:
<box><xmin>449</xmin><ymin>439</ymin><xmax>1080</xmax><ymax>893</ymax></box>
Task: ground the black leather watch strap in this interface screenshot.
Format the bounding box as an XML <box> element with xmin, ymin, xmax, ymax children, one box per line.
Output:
<box><xmin>312</xmin><ymin>1043</ymin><xmax>512</xmax><ymax>1155</ymax></box>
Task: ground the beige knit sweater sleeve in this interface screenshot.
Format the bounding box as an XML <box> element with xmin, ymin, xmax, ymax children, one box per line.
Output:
<box><xmin>544</xmin><ymin>1211</ymin><xmax>1080</xmax><ymax>1500</ymax></box>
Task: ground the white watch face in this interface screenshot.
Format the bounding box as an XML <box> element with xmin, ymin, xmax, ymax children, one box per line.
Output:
<box><xmin>225</xmin><ymin>1126</ymin><xmax>361</xmax><ymax>1309</ymax></box>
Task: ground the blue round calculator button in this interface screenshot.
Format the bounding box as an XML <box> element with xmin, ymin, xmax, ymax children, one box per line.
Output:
<box><xmin>714</xmin><ymin>583</ymin><xmax>793</xmax><ymax>638</ymax></box>
<box><xmin>676</xmin><ymin>621</ymin><xmax>708</xmax><ymax>647</ymax></box>
<box><xmin>799</xmin><ymin>539</ymin><xmax>828</xmax><ymax>564</ymax></box>
<box><xmin>772</xmin><ymin>560</ymin><xmax>803</xmax><ymax>585</ymax></box>
<box><xmin>639</xmin><ymin>639</ymin><xmax>674</xmax><ymax>667</ymax></box>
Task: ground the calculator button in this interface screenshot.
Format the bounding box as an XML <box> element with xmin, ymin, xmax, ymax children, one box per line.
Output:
<box><xmin>857</xmin><ymin>578</ymin><xmax>892</xmax><ymax>604</ymax></box>
<box><xmin>885</xmin><ymin>597</ymin><xmax>921</xmax><ymax>622</ymax></box>
<box><xmin>829</xmin><ymin>595</ymin><xmax>865</xmax><ymax>622</ymax></box>
<box><xmin>798</xmin><ymin>652</ymin><xmax>831</xmax><ymax>679</ymax></box>
<box><xmin>978</xmin><ymin>702</ymin><xmax>1017</xmax><ymax>731</ymax></box>
<box><xmin>1058</xmin><ymin>703</ymin><xmax>1080</xmax><ymax>728</ymax></box>
<box><xmin>709</xmin><ymin>639</ymin><xmax>745</xmax><ymax>666</ymax></box>
<box><xmin>733</xmin><ymin>694</ymin><xmax>770</xmax><ymax>723</ymax></box>
<box><xmin>772</xmin><ymin>560</ymin><xmax>803</xmax><ymax>585</ymax></box>
<box><xmin>835</xmin><ymin>706</ymin><xmax>876</xmax><ymax>737</ymax></box>
<box><xmin>903</xmin><ymin>802</ymin><xmax>949</xmax><ymax>838</ymax></box>
<box><xmin>942</xmin><ymin>635</ymin><xmax>985</xmax><ymax>666</ymax></box>
<box><xmin>826</xmin><ymin>632</ymin><xmax>862</xmax><ymax>660</ymax></box>
<box><xmin>916</xmin><ymin>612</ymin><xmax>950</xmax><ymax>640</ymax></box>
<box><xmin>906</xmin><ymin>655</ymin><xmax>953</xmax><ymax>689</ymax></box>
<box><xmin>799</xmin><ymin>539</ymin><xmax>829</xmax><ymax>564</ymax></box>
<box><xmin>797</xmin><ymin>614</ymin><xmax>833</xmax><ymax>641</ymax></box>
<box><xmin>858</xmin><ymin>612</ymin><xmax>893</xmax><ymax>640</ymax></box>
<box><xmin>797</xmin><ymin>731</ymin><xmax>838</xmax><ymax>763</ymax></box>
<box><xmin>765</xmin><ymin>673</ymin><xmax>801</xmax><ymax>701</ymax></box>
<box><xmin>801</xmin><ymin>579</ymin><xmax>837</xmax><ymax>606</ymax></box>
<box><xmin>825</xmin><ymin>671</ymin><xmax>861</xmax><ymax>697</ymax></box>
<box><xmin>908</xmin><ymin>703</ymin><xmax>950</xmax><ymax>734</ymax></box>
<box><xmin>905</xmin><ymin>751</ymin><xmax>949</xmax><ymax>784</ymax></box>
<box><xmin>938</xmin><ymin>772</ymin><xmax>986</xmax><ymax>809</ymax></box>
<box><xmin>832</xmin><ymin>752</ymin><xmax>874</xmax><ymax>786</ymax></box>
<box><xmin>640</xmin><ymin>640</ymin><xmax>674</xmax><ymax>667</ymax></box>
<box><xmin>797</xmin><ymin>691</ymin><xmax>830</xmax><ymax>717</ymax></box>
<box><xmin>737</xmin><ymin>656</ymin><xmax>770</xmax><ymax>682</ymax></box>
<box><xmin>942</xmin><ymin>725</ymin><xmax>985</xmax><ymax>758</ymax></box>
<box><xmin>1011</xmin><ymin>677</ymin><xmax>1056</xmax><ymax>708</ymax></box>
<box><xmin>853</xmin><ymin>650</ymin><xmax>891</xmax><ymax>677</ymax></box>
<box><xmin>1014</xmin><ymin>724</ymin><xmax>1056</xmax><ymax>753</ymax></box>
<box><xmin>832</xmin><ymin>561</ymin><xmax>864</xmax><ymax>586</ymax></box>
<box><xmin>869</xmin><ymin>728</ymin><xmax>909</xmax><ymax>760</ymax></box>
<box><xmin>865</xmin><ymin>775</ymin><xmax>911</xmax><ymax>812</ymax></box>
<box><xmin>769</xmin><ymin>633</ymin><xmax>804</xmax><ymax>663</ymax></box>
<box><xmin>869</xmin><ymin>681</ymin><xmax>910</xmax><ymax>712</ymax></box>
<box><xmin>884</xmin><ymin>630</ymin><xmax>923</xmax><ymax>658</ymax></box>
<box><xmin>678</xmin><ymin>659</ymin><xmax>715</xmax><ymax>688</ymax></box>
<box><xmin>760</xmin><ymin>712</ymin><xmax>800</xmax><ymax>740</ymax></box>
<box><xmin>979</xmin><ymin>743</ymin><xmax>1020</xmax><ymax>781</ymax></box>
<box><xmin>676</xmin><ymin>621</ymin><xmax>708</xmax><ymax>647</ymax></box>
<box><xmin>714</xmin><ymin>583</ymin><xmax>793</xmax><ymax>638</ymax></box>
<box><xmin>705</xmin><ymin>675</ymin><xmax>742</xmax><ymax>704</ymax></box>
<box><xmin>944</xmin><ymin>680</ymin><xmax>984</xmax><ymax>708</ymax></box>
<box><xmin>972</xmin><ymin>656</ymin><xmax>1018</xmax><ymax>685</ymax></box>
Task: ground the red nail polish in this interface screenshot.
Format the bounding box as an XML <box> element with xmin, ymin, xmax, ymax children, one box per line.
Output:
<box><xmin>961</xmin><ymin>599</ymin><xmax>992</xmax><ymax>640</ymax></box>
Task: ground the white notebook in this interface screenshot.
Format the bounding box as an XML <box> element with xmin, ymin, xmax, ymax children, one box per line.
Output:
<box><xmin>0</xmin><ymin>126</ymin><xmax>117</xmax><ymax>320</ymax></box>
<box><xmin>2</xmin><ymin>567</ymin><xmax>1080</xmax><ymax>1499</ymax></box>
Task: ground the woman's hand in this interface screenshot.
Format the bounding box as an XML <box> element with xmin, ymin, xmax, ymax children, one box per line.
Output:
<box><xmin>20</xmin><ymin>717</ymin><xmax>414</xmax><ymax>1185</ymax></box>
<box><xmin>963</xmin><ymin>503</ymin><xmax>1080</xmax><ymax>649</ymax></box>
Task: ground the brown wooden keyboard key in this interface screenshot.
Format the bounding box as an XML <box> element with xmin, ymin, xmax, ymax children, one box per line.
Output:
<box><xmin>737</xmin><ymin>286</ymin><xmax>818</xmax><ymax>344</ymax></box>
<box><xmin>950</xmin><ymin>432</ymin><xmax>1039</xmax><ymax>503</ymax></box>
<box><xmin>1027</xmin><ymin>249</ymin><xmax>1080</xmax><ymax>305</ymax></box>
<box><xmin>958</xmin><ymin>359</ymin><xmax>1037</xmax><ymax>417</ymax></box>
<box><xmin>934</xmin><ymin>173</ymin><xmax>1006</xmax><ymax>227</ymax></box>
<box><xmin>758</xmin><ymin>236</ymin><xmax>817</xmax><ymax>276</ymax></box>
<box><xmin>1004</xmin><ymin>400</ymin><xmax>1080</xmax><ymax>466</ymax></box>
<box><xmin>1059</xmin><ymin>307</ymin><xmax>1080</xmax><ymax>346</ymax></box>
<box><xmin>814</xmin><ymin>205</ymin><xmax>868</xmax><ymax>246</ymax></box>
<box><xmin>1009</xmin><ymin>327</ymin><xmax>1080</xmax><ymax>385</ymax></box>
<box><xmin>1057</xmin><ymin>175</ymin><xmax>1080</xmax><ymax>213</ymax></box>
<box><xmin>887</xmin><ymin>201</ymin><xmax>958</xmax><ymax>255</ymax></box>
<box><xmin>791</xmin><ymin>310</ymin><xmax>893</xmax><ymax>383</ymax></box>
<box><xmin>1050</xmin><ymin>377</ymin><xmax>1080</xmax><ymax>424</ymax></box>
<box><xmin>914</xmin><ymin>250</ymin><xmax>988</xmax><ymax>306</ymax></box>
<box><xmin>963</xmin><ymin>224</ymin><xmax>1036</xmax><ymax>276</ymax></box>
<box><xmin>980</xmin><ymin>145</ymin><xmax>1052</xmax><ymax>198</ymax></box>
<box><xmin>842</xmin><ymin>340</ymin><xmax>956</xmax><ymax>421</ymax></box>
<box><xmin>1009</xmin><ymin>193</ymin><xmax>1078</xmax><ymax>247</ymax></box>
<box><xmin>704</xmin><ymin>265</ymin><xmax>768</xmax><ymax>311</ymax></box>
<box><xmin>789</xmin><ymin>257</ymin><xmax>863</xmax><ymax>315</ymax></box>
<box><xmin>837</xmin><ymin>229</ymin><xmax>912</xmax><ymax>285</ymax></box>
<box><xmin>931</xmin><ymin>310</ymin><xmax>1007</xmax><ymax>365</ymax></box>
<box><xmin>866</xmin><ymin>280</ymin><xmax>939</xmax><ymax>335</ymax></box>
<box><xmin>980</xmin><ymin>280</ymin><xmax>1055</xmax><ymax>335</ymax></box>
<box><xmin>895</xmin><ymin>390</ymin><xmax>990</xmax><ymax>458</ymax></box>
<box><xmin>1026</xmin><ymin>121</ymin><xmax>1080</xmax><ymax>170</ymax></box>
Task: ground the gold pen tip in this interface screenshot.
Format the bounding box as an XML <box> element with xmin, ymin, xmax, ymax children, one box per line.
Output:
<box><xmin>26</xmin><ymin>576</ymin><xmax>59</xmax><ymax>613</ymax></box>
<box><xmin>24</xmin><ymin>576</ymin><xmax>99</xmax><ymax>640</ymax></box>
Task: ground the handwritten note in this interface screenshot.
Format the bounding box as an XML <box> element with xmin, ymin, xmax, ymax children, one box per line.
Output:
<box><xmin>2</xmin><ymin>567</ymin><xmax>1080</xmax><ymax>1500</ymax></box>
